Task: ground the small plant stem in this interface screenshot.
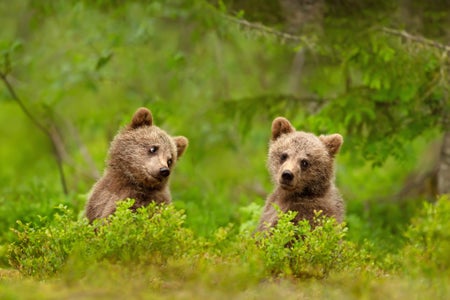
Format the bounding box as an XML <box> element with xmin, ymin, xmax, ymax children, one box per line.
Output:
<box><xmin>0</xmin><ymin>72</ymin><xmax>69</xmax><ymax>195</ymax></box>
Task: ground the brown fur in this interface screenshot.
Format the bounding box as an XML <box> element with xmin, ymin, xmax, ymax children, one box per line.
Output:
<box><xmin>85</xmin><ymin>107</ymin><xmax>188</xmax><ymax>222</ymax></box>
<box><xmin>257</xmin><ymin>117</ymin><xmax>344</xmax><ymax>231</ymax></box>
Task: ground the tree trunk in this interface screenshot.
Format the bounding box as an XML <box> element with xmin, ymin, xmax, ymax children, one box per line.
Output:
<box><xmin>278</xmin><ymin>0</ymin><xmax>324</xmax><ymax>94</ymax></box>
<box><xmin>438</xmin><ymin>130</ymin><xmax>450</xmax><ymax>195</ymax></box>
<box><xmin>278</xmin><ymin>0</ymin><xmax>324</xmax><ymax>35</ymax></box>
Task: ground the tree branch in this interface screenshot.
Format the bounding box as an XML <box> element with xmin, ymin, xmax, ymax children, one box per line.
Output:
<box><xmin>224</xmin><ymin>15</ymin><xmax>308</xmax><ymax>44</ymax></box>
<box><xmin>0</xmin><ymin>72</ymin><xmax>69</xmax><ymax>195</ymax></box>
<box><xmin>381</xmin><ymin>27</ymin><xmax>450</xmax><ymax>53</ymax></box>
<box><xmin>0</xmin><ymin>73</ymin><xmax>49</xmax><ymax>134</ymax></box>
<box><xmin>224</xmin><ymin>14</ymin><xmax>450</xmax><ymax>54</ymax></box>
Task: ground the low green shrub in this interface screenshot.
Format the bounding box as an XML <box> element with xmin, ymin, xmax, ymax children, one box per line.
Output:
<box><xmin>400</xmin><ymin>195</ymin><xmax>450</xmax><ymax>276</ymax></box>
<box><xmin>91</xmin><ymin>200</ymin><xmax>193</xmax><ymax>264</ymax></box>
<box><xmin>8</xmin><ymin>204</ymin><xmax>92</xmax><ymax>278</ymax></box>
<box><xmin>9</xmin><ymin>198</ymin><xmax>378</xmax><ymax>281</ymax></box>
<box><xmin>8</xmin><ymin>200</ymin><xmax>193</xmax><ymax>279</ymax></box>
<box><xmin>256</xmin><ymin>209</ymin><xmax>371</xmax><ymax>278</ymax></box>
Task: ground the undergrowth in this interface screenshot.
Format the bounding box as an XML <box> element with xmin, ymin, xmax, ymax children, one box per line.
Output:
<box><xmin>257</xmin><ymin>210</ymin><xmax>372</xmax><ymax>278</ymax></box>
<box><xmin>8</xmin><ymin>200</ymin><xmax>192</xmax><ymax>279</ymax></box>
<box><xmin>400</xmin><ymin>195</ymin><xmax>450</xmax><ymax>277</ymax></box>
<box><xmin>7</xmin><ymin>196</ymin><xmax>450</xmax><ymax>285</ymax></box>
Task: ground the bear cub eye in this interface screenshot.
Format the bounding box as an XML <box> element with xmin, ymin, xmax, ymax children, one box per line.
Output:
<box><xmin>280</xmin><ymin>153</ymin><xmax>288</xmax><ymax>163</ymax></box>
<box><xmin>149</xmin><ymin>146</ymin><xmax>158</xmax><ymax>154</ymax></box>
<box><xmin>300</xmin><ymin>159</ymin><xmax>309</xmax><ymax>170</ymax></box>
<box><xmin>167</xmin><ymin>158</ymin><xmax>173</xmax><ymax>167</ymax></box>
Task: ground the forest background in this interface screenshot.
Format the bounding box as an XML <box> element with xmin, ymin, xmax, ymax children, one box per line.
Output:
<box><xmin>0</xmin><ymin>0</ymin><xmax>449</xmax><ymax>298</ymax></box>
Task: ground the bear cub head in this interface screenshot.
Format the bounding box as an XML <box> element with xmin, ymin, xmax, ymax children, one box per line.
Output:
<box><xmin>108</xmin><ymin>107</ymin><xmax>188</xmax><ymax>189</ymax></box>
<box><xmin>268</xmin><ymin>117</ymin><xmax>342</xmax><ymax>197</ymax></box>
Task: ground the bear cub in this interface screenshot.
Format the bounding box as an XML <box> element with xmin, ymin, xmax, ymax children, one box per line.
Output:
<box><xmin>85</xmin><ymin>107</ymin><xmax>188</xmax><ymax>222</ymax></box>
<box><xmin>257</xmin><ymin>117</ymin><xmax>344</xmax><ymax>232</ymax></box>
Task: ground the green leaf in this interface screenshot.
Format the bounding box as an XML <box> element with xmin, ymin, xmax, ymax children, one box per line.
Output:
<box><xmin>95</xmin><ymin>52</ymin><xmax>113</xmax><ymax>71</ymax></box>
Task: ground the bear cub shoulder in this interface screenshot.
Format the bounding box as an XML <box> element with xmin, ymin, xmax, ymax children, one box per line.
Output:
<box><xmin>257</xmin><ymin>117</ymin><xmax>344</xmax><ymax>231</ymax></box>
<box><xmin>85</xmin><ymin>107</ymin><xmax>188</xmax><ymax>222</ymax></box>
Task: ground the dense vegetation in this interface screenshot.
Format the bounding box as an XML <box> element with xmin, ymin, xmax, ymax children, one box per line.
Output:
<box><xmin>0</xmin><ymin>0</ymin><xmax>449</xmax><ymax>298</ymax></box>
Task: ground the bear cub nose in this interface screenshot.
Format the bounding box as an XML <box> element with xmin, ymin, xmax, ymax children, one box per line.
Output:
<box><xmin>159</xmin><ymin>167</ymin><xmax>171</xmax><ymax>177</ymax></box>
<box><xmin>281</xmin><ymin>170</ymin><xmax>294</xmax><ymax>181</ymax></box>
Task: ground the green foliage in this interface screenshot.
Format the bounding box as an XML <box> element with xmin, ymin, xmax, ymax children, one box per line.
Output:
<box><xmin>93</xmin><ymin>200</ymin><xmax>192</xmax><ymax>264</ymax></box>
<box><xmin>400</xmin><ymin>196</ymin><xmax>450</xmax><ymax>276</ymax></box>
<box><xmin>306</xmin><ymin>30</ymin><xmax>448</xmax><ymax>165</ymax></box>
<box><xmin>5</xmin><ymin>196</ymin><xmax>450</xmax><ymax>298</ymax></box>
<box><xmin>257</xmin><ymin>210</ymin><xmax>368</xmax><ymax>278</ymax></box>
<box><xmin>8</xmin><ymin>205</ymin><xmax>92</xmax><ymax>278</ymax></box>
<box><xmin>9</xmin><ymin>200</ymin><xmax>375</xmax><ymax>282</ymax></box>
<box><xmin>8</xmin><ymin>200</ymin><xmax>192</xmax><ymax>279</ymax></box>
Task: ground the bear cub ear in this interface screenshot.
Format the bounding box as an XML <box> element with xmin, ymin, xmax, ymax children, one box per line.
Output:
<box><xmin>173</xmin><ymin>136</ymin><xmax>189</xmax><ymax>158</ymax></box>
<box><xmin>129</xmin><ymin>107</ymin><xmax>153</xmax><ymax>129</ymax></box>
<box><xmin>271</xmin><ymin>117</ymin><xmax>295</xmax><ymax>141</ymax></box>
<box><xmin>319</xmin><ymin>134</ymin><xmax>343</xmax><ymax>157</ymax></box>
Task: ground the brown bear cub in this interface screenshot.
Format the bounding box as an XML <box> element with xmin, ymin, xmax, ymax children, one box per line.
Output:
<box><xmin>257</xmin><ymin>117</ymin><xmax>344</xmax><ymax>232</ymax></box>
<box><xmin>85</xmin><ymin>107</ymin><xmax>188</xmax><ymax>222</ymax></box>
